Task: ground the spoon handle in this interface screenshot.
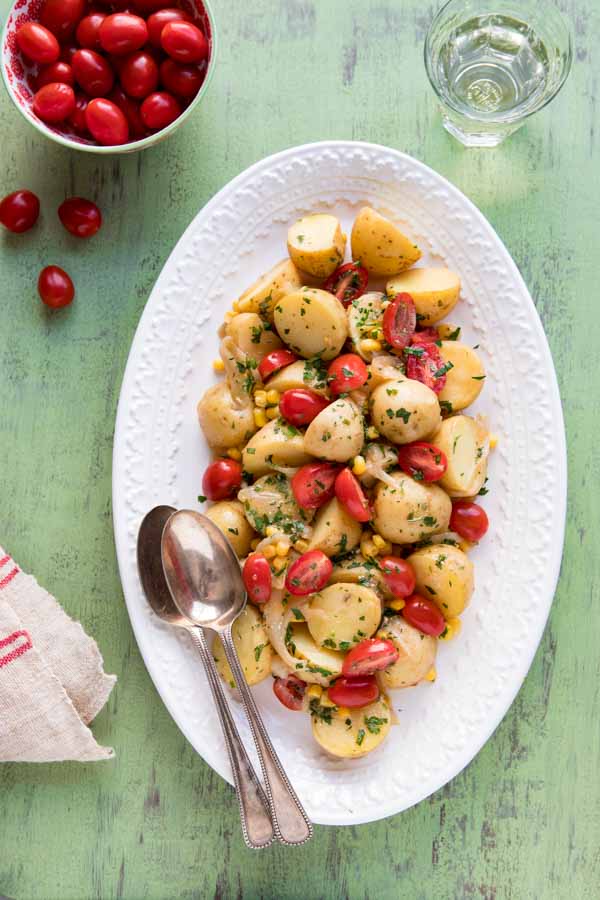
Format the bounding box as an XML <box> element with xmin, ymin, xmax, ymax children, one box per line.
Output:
<box><xmin>188</xmin><ymin>626</ymin><xmax>275</xmax><ymax>850</ymax></box>
<box><xmin>221</xmin><ymin>626</ymin><xmax>313</xmax><ymax>846</ymax></box>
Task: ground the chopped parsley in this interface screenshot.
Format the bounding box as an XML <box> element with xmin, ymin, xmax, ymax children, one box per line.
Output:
<box><xmin>356</xmin><ymin>729</ymin><xmax>366</xmax><ymax>746</ymax></box>
<box><xmin>254</xmin><ymin>643</ymin><xmax>266</xmax><ymax>662</ymax></box>
<box><xmin>364</xmin><ymin>715</ymin><xmax>388</xmax><ymax>734</ymax></box>
<box><xmin>197</xmin><ymin>495</ymin><xmax>207</xmax><ymax>503</ymax></box>
<box><xmin>291</xmin><ymin>608</ymin><xmax>304</xmax><ymax>621</ymax></box>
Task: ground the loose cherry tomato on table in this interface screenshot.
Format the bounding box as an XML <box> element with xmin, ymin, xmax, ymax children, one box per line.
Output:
<box><xmin>40</xmin><ymin>0</ymin><xmax>85</xmax><ymax>41</ymax></box>
<box><xmin>16</xmin><ymin>23</ymin><xmax>60</xmax><ymax>64</ymax></box>
<box><xmin>334</xmin><ymin>468</ymin><xmax>371</xmax><ymax>522</ymax></box>
<box><xmin>159</xmin><ymin>59</ymin><xmax>205</xmax><ymax>99</ymax></box>
<box><xmin>257</xmin><ymin>349</ymin><xmax>297</xmax><ymax>380</ymax></box>
<box><xmin>405</xmin><ymin>340</ymin><xmax>448</xmax><ymax>394</ymax></box>
<box><xmin>72</xmin><ymin>48</ymin><xmax>115</xmax><ymax>96</ymax></box>
<box><xmin>322</xmin><ymin>262</ymin><xmax>368</xmax><ymax>305</ymax></box>
<box><xmin>108</xmin><ymin>86</ymin><xmax>146</xmax><ymax>137</ymax></box>
<box><xmin>402</xmin><ymin>594</ymin><xmax>446</xmax><ymax>637</ymax></box>
<box><xmin>147</xmin><ymin>7</ymin><xmax>190</xmax><ymax>46</ymax></box>
<box><xmin>379</xmin><ymin>556</ymin><xmax>415</xmax><ymax>598</ymax></box>
<box><xmin>450</xmin><ymin>500</ymin><xmax>489</xmax><ymax>542</ymax></box>
<box><xmin>140</xmin><ymin>91</ymin><xmax>181</xmax><ymax>129</ymax></box>
<box><xmin>291</xmin><ymin>462</ymin><xmax>339</xmax><ymax>509</ymax></box>
<box><xmin>0</xmin><ymin>190</ymin><xmax>40</xmax><ymax>233</ymax></box>
<box><xmin>99</xmin><ymin>13</ymin><xmax>148</xmax><ymax>55</ymax></box>
<box><xmin>85</xmin><ymin>97</ymin><xmax>129</xmax><ymax>145</ymax></box>
<box><xmin>160</xmin><ymin>21</ymin><xmax>208</xmax><ymax>63</ymax></box>
<box><xmin>327</xmin><ymin>353</ymin><xmax>368</xmax><ymax>395</ymax></box>
<box><xmin>38</xmin><ymin>265</ymin><xmax>74</xmax><ymax>309</ymax></box>
<box><xmin>58</xmin><ymin>197</ymin><xmax>102</xmax><ymax>238</ymax></box>
<box><xmin>278</xmin><ymin>388</ymin><xmax>329</xmax><ymax>427</ymax></box>
<box><xmin>36</xmin><ymin>61</ymin><xmax>74</xmax><ymax>89</ymax></box>
<box><xmin>33</xmin><ymin>83</ymin><xmax>76</xmax><ymax>123</ymax></box>
<box><xmin>285</xmin><ymin>550</ymin><xmax>332</xmax><ymax>596</ymax></box>
<box><xmin>68</xmin><ymin>94</ymin><xmax>89</xmax><ymax>134</ymax></box>
<box><xmin>201</xmin><ymin>458</ymin><xmax>242</xmax><ymax>501</ymax></box>
<box><xmin>382</xmin><ymin>292</ymin><xmax>416</xmax><ymax>351</ymax></box>
<box><xmin>76</xmin><ymin>12</ymin><xmax>107</xmax><ymax>49</ymax></box>
<box><xmin>273</xmin><ymin>674</ymin><xmax>305</xmax><ymax>711</ymax></box>
<box><xmin>120</xmin><ymin>50</ymin><xmax>158</xmax><ymax>98</ymax></box>
<box><xmin>242</xmin><ymin>553</ymin><xmax>272</xmax><ymax>605</ymax></box>
<box><xmin>342</xmin><ymin>638</ymin><xmax>399</xmax><ymax>677</ymax></box>
<box><xmin>396</xmin><ymin>441</ymin><xmax>447</xmax><ymax>483</ymax></box>
<box><xmin>327</xmin><ymin>675</ymin><xmax>379</xmax><ymax>709</ymax></box>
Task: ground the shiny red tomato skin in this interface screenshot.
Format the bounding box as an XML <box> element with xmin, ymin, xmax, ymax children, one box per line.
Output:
<box><xmin>58</xmin><ymin>197</ymin><xmax>102</xmax><ymax>238</ymax></box>
<box><xmin>242</xmin><ymin>553</ymin><xmax>272</xmax><ymax>605</ymax></box>
<box><xmin>201</xmin><ymin>458</ymin><xmax>242</xmax><ymax>501</ymax></box>
<box><xmin>322</xmin><ymin>262</ymin><xmax>368</xmax><ymax>305</ymax></box>
<box><xmin>402</xmin><ymin>594</ymin><xmax>446</xmax><ymax>637</ymax></box>
<box><xmin>406</xmin><ymin>340</ymin><xmax>447</xmax><ymax>394</ymax></box>
<box><xmin>159</xmin><ymin>59</ymin><xmax>204</xmax><ymax>98</ymax></box>
<box><xmin>327</xmin><ymin>675</ymin><xmax>379</xmax><ymax>708</ymax></box>
<box><xmin>334</xmin><ymin>468</ymin><xmax>371</xmax><ymax>523</ymax></box>
<box><xmin>76</xmin><ymin>12</ymin><xmax>106</xmax><ymax>49</ymax></box>
<box><xmin>38</xmin><ymin>265</ymin><xmax>74</xmax><ymax>308</ymax></box>
<box><xmin>278</xmin><ymin>388</ymin><xmax>329</xmax><ymax>427</ymax></box>
<box><xmin>99</xmin><ymin>13</ymin><xmax>147</xmax><ymax>55</ymax></box>
<box><xmin>0</xmin><ymin>190</ymin><xmax>40</xmax><ymax>233</ymax></box>
<box><xmin>108</xmin><ymin>86</ymin><xmax>146</xmax><ymax>137</ymax></box>
<box><xmin>273</xmin><ymin>674</ymin><xmax>305</xmax><ymax>711</ymax></box>
<box><xmin>291</xmin><ymin>462</ymin><xmax>339</xmax><ymax>509</ymax></box>
<box><xmin>383</xmin><ymin>292</ymin><xmax>416</xmax><ymax>351</ymax></box>
<box><xmin>72</xmin><ymin>48</ymin><xmax>115</xmax><ymax>96</ymax></box>
<box><xmin>160</xmin><ymin>21</ymin><xmax>208</xmax><ymax>63</ymax></box>
<box><xmin>450</xmin><ymin>501</ymin><xmax>489</xmax><ymax>542</ymax></box>
<box><xmin>342</xmin><ymin>638</ymin><xmax>399</xmax><ymax>677</ymax></box>
<box><xmin>285</xmin><ymin>550</ymin><xmax>332</xmax><ymax>596</ymax></box>
<box><xmin>140</xmin><ymin>90</ymin><xmax>181</xmax><ymax>129</ymax></box>
<box><xmin>33</xmin><ymin>83</ymin><xmax>76</xmax><ymax>123</ymax></box>
<box><xmin>257</xmin><ymin>349</ymin><xmax>297</xmax><ymax>380</ymax></box>
<box><xmin>147</xmin><ymin>7</ymin><xmax>190</xmax><ymax>46</ymax></box>
<box><xmin>85</xmin><ymin>97</ymin><xmax>129</xmax><ymax>144</ymax></box>
<box><xmin>120</xmin><ymin>50</ymin><xmax>158</xmax><ymax>98</ymax></box>
<box><xmin>327</xmin><ymin>353</ymin><xmax>368</xmax><ymax>395</ymax></box>
<box><xmin>412</xmin><ymin>327</ymin><xmax>439</xmax><ymax>343</ymax></box>
<box><xmin>36</xmin><ymin>61</ymin><xmax>74</xmax><ymax>89</ymax></box>
<box><xmin>396</xmin><ymin>441</ymin><xmax>447</xmax><ymax>483</ymax></box>
<box><xmin>40</xmin><ymin>0</ymin><xmax>85</xmax><ymax>40</ymax></box>
<box><xmin>17</xmin><ymin>23</ymin><xmax>60</xmax><ymax>64</ymax></box>
<box><xmin>68</xmin><ymin>93</ymin><xmax>89</xmax><ymax>134</ymax></box>
<box><xmin>379</xmin><ymin>556</ymin><xmax>416</xmax><ymax>598</ymax></box>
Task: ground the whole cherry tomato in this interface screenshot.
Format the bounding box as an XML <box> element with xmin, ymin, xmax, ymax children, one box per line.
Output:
<box><xmin>291</xmin><ymin>462</ymin><xmax>339</xmax><ymax>510</ymax></box>
<box><xmin>278</xmin><ymin>388</ymin><xmax>329</xmax><ymax>427</ymax></box>
<box><xmin>120</xmin><ymin>50</ymin><xmax>158</xmax><ymax>98</ymax></box>
<box><xmin>285</xmin><ymin>550</ymin><xmax>332</xmax><ymax>596</ymax></box>
<box><xmin>33</xmin><ymin>83</ymin><xmax>76</xmax><ymax>123</ymax></box>
<box><xmin>396</xmin><ymin>442</ymin><xmax>447</xmax><ymax>483</ymax></box>
<box><xmin>327</xmin><ymin>675</ymin><xmax>379</xmax><ymax>708</ymax></box>
<box><xmin>140</xmin><ymin>90</ymin><xmax>181</xmax><ymax>129</ymax></box>
<box><xmin>38</xmin><ymin>265</ymin><xmax>74</xmax><ymax>308</ymax></box>
<box><xmin>40</xmin><ymin>0</ymin><xmax>85</xmax><ymax>41</ymax></box>
<box><xmin>257</xmin><ymin>349</ymin><xmax>297</xmax><ymax>380</ymax></box>
<box><xmin>402</xmin><ymin>594</ymin><xmax>446</xmax><ymax>637</ymax></box>
<box><xmin>0</xmin><ymin>190</ymin><xmax>40</xmax><ymax>233</ymax></box>
<box><xmin>68</xmin><ymin>94</ymin><xmax>89</xmax><ymax>134</ymax></box>
<box><xmin>450</xmin><ymin>500</ymin><xmax>489</xmax><ymax>542</ymax></box>
<box><xmin>16</xmin><ymin>22</ymin><xmax>60</xmax><ymax>64</ymax></box>
<box><xmin>160</xmin><ymin>21</ymin><xmax>208</xmax><ymax>64</ymax></box>
<box><xmin>334</xmin><ymin>468</ymin><xmax>371</xmax><ymax>522</ymax></box>
<box><xmin>327</xmin><ymin>353</ymin><xmax>368</xmax><ymax>395</ymax></box>
<box><xmin>108</xmin><ymin>86</ymin><xmax>146</xmax><ymax>137</ymax></box>
<box><xmin>273</xmin><ymin>674</ymin><xmax>305</xmax><ymax>711</ymax></box>
<box><xmin>99</xmin><ymin>13</ymin><xmax>148</xmax><ymax>55</ymax></box>
<box><xmin>159</xmin><ymin>59</ymin><xmax>204</xmax><ymax>99</ymax></box>
<box><xmin>405</xmin><ymin>339</ymin><xmax>448</xmax><ymax>394</ymax></box>
<box><xmin>342</xmin><ymin>638</ymin><xmax>399</xmax><ymax>677</ymax></box>
<box><xmin>379</xmin><ymin>556</ymin><xmax>416</xmax><ymax>598</ymax></box>
<box><xmin>85</xmin><ymin>97</ymin><xmax>129</xmax><ymax>144</ymax></box>
<box><xmin>242</xmin><ymin>553</ymin><xmax>272</xmax><ymax>605</ymax></box>
<box><xmin>58</xmin><ymin>197</ymin><xmax>102</xmax><ymax>238</ymax></box>
<box><xmin>36</xmin><ymin>61</ymin><xmax>74</xmax><ymax>89</ymax></box>
<box><xmin>75</xmin><ymin>12</ymin><xmax>106</xmax><ymax>49</ymax></box>
<box><xmin>72</xmin><ymin>48</ymin><xmax>115</xmax><ymax>96</ymax></box>
<box><xmin>322</xmin><ymin>261</ymin><xmax>368</xmax><ymax>305</ymax></box>
<box><xmin>201</xmin><ymin>458</ymin><xmax>242</xmax><ymax>501</ymax></box>
<box><xmin>382</xmin><ymin>292</ymin><xmax>416</xmax><ymax>351</ymax></box>
<box><xmin>147</xmin><ymin>7</ymin><xmax>190</xmax><ymax>46</ymax></box>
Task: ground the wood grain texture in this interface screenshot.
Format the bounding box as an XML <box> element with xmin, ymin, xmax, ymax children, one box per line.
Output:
<box><xmin>0</xmin><ymin>0</ymin><xmax>598</xmax><ymax>897</ymax></box>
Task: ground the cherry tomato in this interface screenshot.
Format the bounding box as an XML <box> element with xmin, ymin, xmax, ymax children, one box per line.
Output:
<box><xmin>405</xmin><ymin>339</ymin><xmax>447</xmax><ymax>394</ymax></box>
<box><xmin>76</xmin><ymin>12</ymin><xmax>106</xmax><ymax>49</ymax></box>
<box><xmin>36</xmin><ymin>61</ymin><xmax>74</xmax><ymax>89</ymax></box>
<box><xmin>132</xmin><ymin>0</ymin><xmax>171</xmax><ymax>13</ymax></box>
<box><xmin>40</xmin><ymin>0</ymin><xmax>85</xmax><ymax>41</ymax></box>
<box><xmin>58</xmin><ymin>197</ymin><xmax>102</xmax><ymax>238</ymax></box>
<box><xmin>120</xmin><ymin>50</ymin><xmax>158</xmax><ymax>98</ymax></box>
<box><xmin>85</xmin><ymin>97</ymin><xmax>129</xmax><ymax>144</ymax></box>
<box><xmin>341</xmin><ymin>638</ymin><xmax>399</xmax><ymax>677</ymax></box>
<box><xmin>382</xmin><ymin>292</ymin><xmax>416</xmax><ymax>351</ymax></box>
<box><xmin>68</xmin><ymin>93</ymin><xmax>89</xmax><ymax>134</ymax></box>
<box><xmin>334</xmin><ymin>468</ymin><xmax>371</xmax><ymax>523</ymax></box>
<box><xmin>33</xmin><ymin>83</ymin><xmax>76</xmax><ymax>123</ymax></box>
<box><xmin>201</xmin><ymin>458</ymin><xmax>242</xmax><ymax>501</ymax></box>
<box><xmin>99</xmin><ymin>13</ymin><xmax>148</xmax><ymax>55</ymax></box>
<box><xmin>0</xmin><ymin>190</ymin><xmax>40</xmax><ymax>233</ymax></box>
<box><xmin>160</xmin><ymin>21</ymin><xmax>208</xmax><ymax>64</ymax></box>
<box><xmin>291</xmin><ymin>462</ymin><xmax>339</xmax><ymax>510</ymax></box>
<box><xmin>450</xmin><ymin>501</ymin><xmax>489</xmax><ymax>543</ymax></box>
<box><xmin>396</xmin><ymin>441</ymin><xmax>447</xmax><ymax>483</ymax></box>
<box><xmin>412</xmin><ymin>327</ymin><xmax>439</xmax><ymax>343</ymax></box>
<box><xmin>257</xmin><ymin>349</ymin><xmax>297</xmax><ymax>380</ymax></box>
<box><xmin>242</xmin><ymin>553</ymin><xmax>272</xmax><ymax>605</ymax></box>
<box><xmin>379</xmin><ymin>556</ymin><xmax>416</xmax><ymax>598</ymax></box>
<box><xmin>16</xmin><ymin>22</ymin><xmax>60</xmax><ymax>64</ymax></box>
<box><xmin>327</xmin><ymin>675</ymin><xmax>379</xmax><ymax>708</ymax></box>
<box><xmin>327</xmin><ymin>353</ymin><xmax>368</xmax><ymax>396</ymax></box>
<box><xmin>273</xmin><ymin>674</ymin><xmax>305</xmax><ymax>711</ymax></box>
<box><xmin>322</xmin><ymin>261</ymin><xmax>368</xmax><ymax>305</ymax></box>
<box><xmin>278</xmin><ymin>388</ymin><xmax>329</xmax><ymax>427</ymax></box>
<box><xmin>402</xmin><ymin>594</ymin><xmax>446</xmax><ymax>637</ymax></box>
<box><xmin>72</xmin><ymin>48</ymin><xmax>115</xmax><ymax>97</ymax></box>
<box><xmin>285</xmin><ymin>550</ymin><xmax>332</xmax><ymax>596</ymax></box>
<box><xmin>38</xmin><ymin>265</ymin><xmax>74</xmax><ymax>309</ymax></box>
<box><xmin>159</xmin><ymin>59</ymin><xmax>204</xmax><ymax>99</ymax></box>
<box><xmin>108</xmin><ymin>85</ymin><xmax>146</xmax><ymax>137</ymax></box>
<box><xmin>147</xmin><ymin>7</ymin><xmax>190</xmax><ymax>46</ymax></box>
<box><xmin>140</xmin><ymin>90</ymin><xmax>181</xmax><ymax>129</ymax></box>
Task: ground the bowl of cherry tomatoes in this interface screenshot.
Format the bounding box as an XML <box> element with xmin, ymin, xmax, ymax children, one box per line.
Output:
<box><xmin>1</xmin><ymin>0</ymin><xmax>216</xmax><ymax>152</ymax></box>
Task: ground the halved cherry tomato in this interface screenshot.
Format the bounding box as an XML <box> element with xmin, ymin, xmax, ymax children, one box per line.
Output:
<box><xmin>405</xmin><ymin>340</ymin><xmax>447</xmax><ymax>394</ymax></box>
<box><xmin>273</xmin><ymin>674</ymin><xmax>305</xmax><ymax>711</ymax></box>
<box><xmin>402</xmin><ymin>594</ymin><xmax>446</xmax><ymax>637</ymax></box>
<box><xmin>201</xmin><ymin>458</ymin><xmax>242</xmax><ymax>501</ymax></box>
<box><xmin>76</xmin><ymin>12</ymin><xmax>106</xmax><ymax>49</ymax></box>
<box><xmin>450</xmin><ymin>501</ymin><xmax>489</xmax><ymax>542</ymax></box>
<box><xmin>382</xmin><ymin>292</ymin><xmax>416</xmax><ymax>351</ymax></box>
<box><xmin>17</xmin><ymin>22</ymin><xmax>60</xmax><ymax>64</ymax></box>
<box><xmin>36</xmin><ymin>61</ymin><xmax>74</xmax><ymax>89</ymax></box>
<box><xmin>328</xmin><ymin>675</ymin><xmax>379</xmax><ymax>709</ymax></box>
<box><xmin>99</xmin><ymin>13</ymin><xmax>148</xmax><ymax>55</ymax></box>
<box><xmin>327</xmin><ymin>353</ymin><xmax>368</xmax><ymax>396</ymax></box>
<box><xmin>396</xmin><ymin>441</ymin><xmax>447</xmax><ymax>483</ymax></box>
<box><xmin>72</xmin><ymin>49</ymin><xmax>115</xmax><ymax>97</ymax></box>
<box><xmin>257</xmin><ymin>349</ymin><xmax>298</xmax><ymax>380</ymax></box>
<box><xmin>40</xmin><ymin>0</ymin><xmax>85</xmax><ymax>41</ymax></box>
<box><xmin>160</xmin><ymin>21</ymin><xmax>208</xmax><ymax>64</ymax></box>
<box><xmin>140</xmin><ymin>91</ymin><xmax>181</xmax><ymax>129</ymax></box>
<box><xmin>291</xmin><ymin>462</ymin><xmax>339</xmax><ymax>510</ymax></box>
<box><xmin>412</xmin><ymin>327</ymin><xmax>439</xmax><ymax>343</ymax></box>
<box><xmin>278</xmin><ymin>388</ymin><xmax>329</xmax><ymax>427</ymax></box>
<box><xmin>120</xmin><ymin>50</ymin><xmax>158</xmax><ymax>98</ymax></box>
<box><xmin>379</xmin><ymin>556</ymin><xmax>415</xmax><ymax>598</ymax></box>
<box><xmin>85</xmin><ymin>97</ymin><xmax>129</xmax><ymax>145</ymax></box>
<box><xmin>322</xmin><ymin>262</ymin><xmax>368</xmax><ymax>305</ymax></box>
<box><xmin>159</xmin><ymin>59</ymin><xmax>205</xmax><ymax>99</ymax></box>
<box><xmin>147</xmin><ymin>7</ymin><xmax>190</xmax><ymax>46</ymax></box>
<box><xmin>38</xmin><ymin>265</ymin><xmax>74</xmax><ymax>309</ymax></box>
<box><xmin>342</xmin><ymin>638</ymin><xmax>399</xmax><ymax>677</ymax></box>
<box><xmin>334</xmin><ymin>468</ymin><xmax>371</xmax><ymax>522</ymax></box>
<box><xmin>33</xmin><ymin>83</ymin><xmax>76</xmax><ymax>123</ymax></box>
<box><xmin>285</xmin><ymin>550</ymin><xmax>332</xmax><ymax>596</ymax></box>
<box><xmin>58</xmin><ymin>197</ymin><xmax>102</xmax><ymax>238</ymax></box>
<box><xmin>0</xmin><ymin>190</ymin><xmax>40</xmax><ymax>233</ymax></box>
<box><xmin>242</xmin><ymin>553</ymin><xmax>272</xmax><ymax>605</ymax></box>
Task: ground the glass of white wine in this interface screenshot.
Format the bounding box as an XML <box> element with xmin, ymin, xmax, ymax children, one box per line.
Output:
<box><xmin>425</xmin><ymin>0</ymin><xmax>573</xmax><ymax>147</ymax></box>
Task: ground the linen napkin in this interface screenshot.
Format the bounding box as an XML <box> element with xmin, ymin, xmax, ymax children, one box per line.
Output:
<box><xmin>0</xmin><ymin>545</ymin><xmax>116</xmax><ymax>762</ymax></box>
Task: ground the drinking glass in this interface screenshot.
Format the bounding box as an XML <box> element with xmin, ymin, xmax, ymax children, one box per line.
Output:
<box><xmin>424</xmin><ymin>0</ymin><xmax>573</xmax><ymax>147</ymax></box>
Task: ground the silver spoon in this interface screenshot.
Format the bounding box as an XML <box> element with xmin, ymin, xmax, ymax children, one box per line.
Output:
<box><xmin>137</xmin><ymin>505</ymin><xmax>274</xmax><ymax>850</ymax></box>
<box><xmin>161</xmin><ymin>508</ymin><xmax>313</xmax><ymax>847</ymax></box>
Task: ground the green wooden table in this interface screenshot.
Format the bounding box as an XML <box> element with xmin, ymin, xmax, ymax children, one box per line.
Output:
<box><xmin>1</xmin><ymin>1</ymin><xmax>597</xmax><ymax>897</ymax></box>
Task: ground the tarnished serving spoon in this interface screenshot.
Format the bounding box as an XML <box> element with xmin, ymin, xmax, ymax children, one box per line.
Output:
<box><xmin>137</xmin><ymin>505</ymin><xmax>274</xmax><ymax>850</ymax></box>
<box><xmin>161</xmin><ymin>508</ymin><xmax>313</xmax><ymax>847</ymax></box>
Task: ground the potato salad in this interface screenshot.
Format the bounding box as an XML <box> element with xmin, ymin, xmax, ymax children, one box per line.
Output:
<box><xmin>196</xmin><ymin>207</ymin><xmax>492</xmax><ymax>760</ymax></box>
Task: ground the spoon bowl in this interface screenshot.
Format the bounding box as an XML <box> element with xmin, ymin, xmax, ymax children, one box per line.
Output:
<box><xmin>137</xmin><ymin>505</ymin><xmax>183</xmax><ymax>626</ymax></box>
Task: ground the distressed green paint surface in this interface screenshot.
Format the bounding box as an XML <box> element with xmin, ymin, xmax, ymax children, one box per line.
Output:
<box><xmin>0</xmin><ymin>0</ymin><xmax>597</xmax><ymax>897</ymax></box>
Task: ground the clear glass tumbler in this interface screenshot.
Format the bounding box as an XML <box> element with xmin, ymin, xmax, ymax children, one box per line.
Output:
<box><xmin>424</xmin><ymin>0</ymin><xmax>573</xmax><ymax>147</ymax></box>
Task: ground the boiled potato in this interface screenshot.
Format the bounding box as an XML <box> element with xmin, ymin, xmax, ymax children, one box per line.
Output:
<box><xmin>304</xmin><ymin>583</ymin><xmax>382</xmax><ymax>649</ymax></box>
<box><xmin>370</xmin><ymin>377</ymin><xmax>441</xmax><ymax>444</ymax></box>
<box><xmin>287</xmin><ymin>623</ymin><xmax>344</xmax><ymax>678</ymax></box>
<box><xmin>213</xmin><ymin>605</ymin><xmax>272</xmax><ymax>688</ymax></box>
<box><xmin>204</xmin><ymin>500</ymin><xmax>255</xmax><ymax>557</ymax></box>
<box><xmin>242</xmin><ymin>418</ymin><xmax>312</xmax><ymax>476</ymax></box>
<box><xmin>367</xmin><ymin>353</ymin><xmax>405</xmax><ymax>392</ymax></box>
<box><xmin>431</xmin><ymin>415</ymin><xmax>488</xmax><ymax>496</ymax></box>
<box><xmin>347</xmin><ymin>292</ymin><xmax>385</xmax><ymax>360</ymax></box>
<box><xmin>287</xmin><ymin>214</ymin><xmax>345</xmax><ymax>278</ymax></box>
<box><xmin>373</xmin><ymin>471</ymin><xmax>451</xmax><ymax>544</ymax></box>
<box><xmin>236</xmin><ymin>258</ymin><xmax>303</xmax><ymax>321</ymax></box>
<box><xmin>197</xmin><ymin>382</ymin><xmax>255</xmax><ymax>449</ymax></box>
<box><xmin>377</xmin><ymin>616</ymin><xmax>437</xmax><ymax>689</ymax></box>
<box><xmin>226</xmin><ymin>312</ymin><xmax>282</xmax><ymax>361</ymax></box>
<box><xmin>436</xmin><ymin>342</ymin><xmax>485</xmax><ymax>413</ymax></box>
<box><xmin>264</xmin><ymin>358</ymin><xmax>330</xmax><ymax>396</ymax></box>
<box><xmin>239</xmin><ymin>472</ymin><xmax>310</xmax><ymax>538</ymax></box>
<box><xmin>307</xmin><ymin>498</ymin><xmax>362</xmax><ymax>557</ymax></box>
<box><xmin>437</xmin><ymin>322</ymin><xmax>462</xmax><ymax>341</ymax></box>
<box><xmin>386</xmin><ymin>267</ymin><xmax>460</xmax><ymax>325</ymax></box>
<box><xmin>407</xmin><ymin>544</ymin><xmax>474</xmax><ymax>619</ymax></box>
<box><xmin>329</xmin><ymin>552</ymin><xmax>387</xmax><ymax>593</ymax></box>
<box><xmin>274</xmin><ymin>288</ymin><xmax>348</xmax><ymax>360</ymax></box>
<box><xmin>304</xmin><ymin>398</ymin><xmax>363</xmax><ymax>462</ymax></box>
<box><xmin>351</xmin><ymin>207</ymin><xmax>421</xmax><ymax>276</ymax></box>
<box><xmin>311</xmin><ymin>695</ymin><xmax>392</xmax><ymax>759</ymax></box>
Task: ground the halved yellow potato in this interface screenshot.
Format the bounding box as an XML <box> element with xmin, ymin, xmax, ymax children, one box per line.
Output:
<box><xmin>238</xmin><ymin>472</ymin><xmax>310</xmax><ymax>538</ymax></box>
<box><xmin>377</xmin><ymin>616</ymin><xmax>437</xmax><ymax>689</ymax></box>
<box><xmin>407</xmin><ymin>544</ymin><xmax>474</xmax><ymax>619</ymax></box>
<box><xmin>236</xmin><ymin>258</ymin><xmax>303</xmax><ymax>321</ymax></box>
<box><xmin>304</xmin><ymin>398</ymin><xmax>364</xmax><ymax>462</ymax></box>
<box><xmin>213</xmin><ymin>605</ymin><xmax>272</xmax><ymax>688</ymax></box>
<box><xmin>351</xmin><ymin>207</ymin><xmax>421</xmax><ymax>276</ymax></box>
<box><xmin>226</xmin><ymin>312</ymin><xmax>282</xmax><ymax>361</ymax></box>
<box><xmin>287</xmin><ymin>622</ymin><xmax>344</xmax><ymax>678</ymax></box>
<box><xmin>307</xmin><ymin>497</ymin><xmax>362</xmax><ymax>557</ymax></box>
<box><xmin>304</xmin><ymin>582</ymin><xmax>382</xmax><ymax>649</ymax></box>
<box><xmin>370</xmin><ymin>377</ymin><xmax>441</xmax><ymax>444</ymax></box>
<box><xmin>204</xmin><ymin>500</ymin><xmax>255</xmax><ymax>557</ymax></box>
<box><xmin>287</xmin><ymin>214</ymin><xmax>346</xmax><ymax>277</ymax></box>
<box><xmin>264</xmin><ymin>358</ymin><xmax>330</xmax><ymax>396</ymax></box>
<box><xmin>274</xmin><ymin>288</ymin><xmax>348</xmax><ymax>360</ymax></box>
<box><xmin>347</xmin><ymin>291</ymin><xmax>385</xmax><ymax>359</ymax></box>
<box><xmin>310</xmin><ymin>695</ymin><xmax>392</xmax><ymax>758</ymax></box>
<box><xmin>242</xmin><ymin>418</ymin><xmax>312</xmax><ymax>476</ymax></box>
<box><xmin>366</xmin><ymin>353</ymin><xmax>405</xmax><ymax>392</ymax></box>
<box><xmin>197</xmin><ymin>382</ymin><xmax>256</xmax><ymax>449</ymax></box>
<box><xmin>373</xmin><ymin>471</ymin><xmax>452</xmax><ymax>544</ymax></box>
<box><xmin>386</xmin><ymin>267</ymin><xmax>460</xmax><ymax>325</ymax></box>
<box><xmin>430</xmin><ymin>415</ymin><xmax>488</xmax><ymax>496</ymax></box>
<box><xmin>436</xmin><ymin>342</ymin><xmax>485</xmax><ymax>413</ymax></box>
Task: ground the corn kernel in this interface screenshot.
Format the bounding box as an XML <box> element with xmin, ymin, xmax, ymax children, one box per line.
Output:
<box><xmin>250</xmin><ymin>538</ymin><xmax>260</xmax><ymax>551</ymax></box>
<box><xmin>237</xmin><ymin>298</ymin><xmax>252</xmax><ymax>312</ymax></box>
<box><xmin>352</xmin><ymin>455</ymin><xmax>367</xmax><ymax>476</ymax></box>
<box><xmin>489</xmin><ymin>433</ymin><xmax>498</xmax><ymax>450</ymax></box>
<box><xmin>265</xmin><ymin>526</ymin><xmax>276</xmax><ymax>537</ymax></box>
<box><xmin>372</xmin><ymin>534</ymin><xmax>386</xmax><ymax>550</ymax></box>
<box><xmin>336</xmin><ymin>706</ymin><xmax>351</xmax><ymax>717</ymax></box>
<box><xmin>440</xmin><ymin>617</ymin><xmax>462</xmax><ymax>641</ymax></box>
<box><xmin>294</xmin><ymin>539</ymin><xmax>309</xmax><ymax>553</ymax></box>
<box><xmin>360</xmin><ymin>338</ymin><xmax>382</xmax><ymax>354</ymax></box>
<box><xmin>320</xmin><ymin>693</ymin><xmax>337</xmax><ymax>708</ymax></box>
<box><xmin>366</xmin><ymin>426</ymin><xmax>380</xmax><ymax>440</ymax></box>
<box><xmin>425</xmin><ymin>667</ymin><xmax>437</xmax><ymax>682</ymax></box>
<box><xmin>253</xmin><ymin>408</ymin><xmax>267</xmax><ymax>427</ymax></box>
<box><xmin>360</xmin><ymin>534</ymin><xmax>378</xmax><ymax>559</ymax></box>
<box><xmin>254</xmin><ymin>390</ymin><xmax>267</xmax><ymax>408</ymax></box>
<box><xmin>263</xmin><ymin>545</ymin><xmax>276</xmax><ymax>559</ymax></box>
<box><xmin>266</xmin><ymin>405</ymin><xmax>280</xmax><ymax>419</ymax></box>
<box><xmin>387</xmin><ymin>598</ymin><xmax>405</xmax><ymax>611</ymax></box>
<box><xmin>272</xmin><ymin>556</ymin><xmax>288</xmax><ymax>574</ymax></box>
<box><xmin>226</xmin><ymin>447</ymin><xmax>242</xmax><ymax>461</ymax></box>
<box><xmin>276</xmin><ymin>540</ymin><xmax>290</xmax><ymax>557</ymax></box>
<box><xmin>307</xmin><ymin>684</ymin><xmax>322</xmax><ymax>699</ymax></box>
<box><xmin>212</xmin><ymin>358</ymin><xmax>225</xmax><ymax>372</ymax></box>
<box><xmin>266</xmin><ymin>389</ymin><xmax>280</xmax><ymax>405</ymax></box>
<box><xmin>459</xmin><ymin>540</ymin><xmax>474</xmax><ymax>553</ymax></box>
